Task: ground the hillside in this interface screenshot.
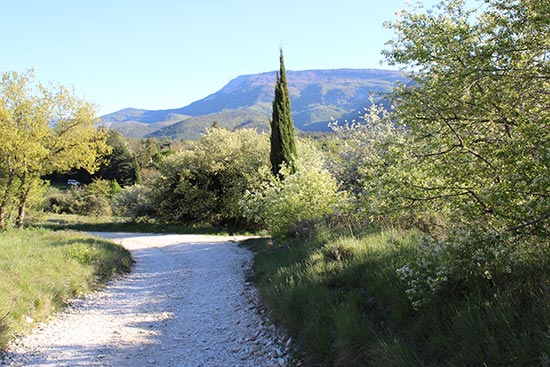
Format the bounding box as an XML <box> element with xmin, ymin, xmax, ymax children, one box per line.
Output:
<box><xmin>100</xmin><ymin>69</ymin><xmax>407</xmax><ymax>139</ymax></box>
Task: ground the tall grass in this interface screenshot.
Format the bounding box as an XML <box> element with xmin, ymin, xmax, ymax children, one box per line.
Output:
<box><xmin>244</xmin><ymin>227</ymin><xmax>550</xmax><ymax>366</ymax></box>
<box><xmin>0</xmin><ymin>229</ymin><xmax>132</xmax><ymax>347</ymax></box>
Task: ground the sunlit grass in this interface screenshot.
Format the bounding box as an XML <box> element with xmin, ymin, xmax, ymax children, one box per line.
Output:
<box><xmin>0</xmin><ymin>229</ymin><xmax>132</xmax><ymax>347</ymax></box>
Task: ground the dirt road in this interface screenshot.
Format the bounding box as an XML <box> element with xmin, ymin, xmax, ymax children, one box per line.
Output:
<box><xmin>1</xmin><ymin>233</ymin><xmax>294</xmax><ymax>367</ymax></box>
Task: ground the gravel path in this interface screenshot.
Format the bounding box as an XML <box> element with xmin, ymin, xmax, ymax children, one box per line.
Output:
<box><xmin>1</xmin><ymin>233</ymin><xmax>297</xmax><ymax>367</ymax></box>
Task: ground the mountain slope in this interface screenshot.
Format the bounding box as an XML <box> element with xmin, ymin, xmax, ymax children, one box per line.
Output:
<box><xmin>100</xmin><ymin>69</ymin><xmax>407</xmax><ymax>139</ymax></box>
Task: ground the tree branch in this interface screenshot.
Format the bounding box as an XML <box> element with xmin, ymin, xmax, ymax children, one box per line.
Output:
<box><xmin>499</xmin><ymin>212</ymin><xmax>550</xmax><ymax>236</ymax></box>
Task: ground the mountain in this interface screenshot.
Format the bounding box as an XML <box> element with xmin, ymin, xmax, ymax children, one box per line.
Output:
<box><xmin>100</xmin><ymin>69</ymin><xmax>408</xmax><ymax>140</ymax></box>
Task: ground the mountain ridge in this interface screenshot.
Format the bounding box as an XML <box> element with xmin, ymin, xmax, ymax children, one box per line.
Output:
<box><xmin>100</xmin><ymin>68</ymin><xmax>408</xmax><ymax>139</ymax></box>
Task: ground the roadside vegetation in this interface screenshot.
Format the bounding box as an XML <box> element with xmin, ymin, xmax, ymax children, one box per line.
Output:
<box><xmin>245</xmin><ymin>227</ymin><xmax>550</xmax><ymax>366</ymax></box>
<box><xmin>0</xmin><ymin>229</ymin><xmax>132</xmax><ymax>347</ymax></box>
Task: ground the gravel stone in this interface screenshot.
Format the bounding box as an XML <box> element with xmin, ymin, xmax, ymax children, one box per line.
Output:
<box><xmin>0</xmin><ymin>233</ymin><xmax>300</xmax><ymax>367</ymax></box>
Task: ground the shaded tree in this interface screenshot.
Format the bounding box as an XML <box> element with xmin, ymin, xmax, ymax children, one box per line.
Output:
<box><xmin>96</xmin><ymin>131</ymin><xmax>140</xmax><ymax>187</ymax></box>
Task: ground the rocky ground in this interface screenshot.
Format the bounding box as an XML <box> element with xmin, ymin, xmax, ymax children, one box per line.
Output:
<box><xmin>1</xmin><ymin>233</ymin><xmax>301</xmax><ymax>367</ymax></box>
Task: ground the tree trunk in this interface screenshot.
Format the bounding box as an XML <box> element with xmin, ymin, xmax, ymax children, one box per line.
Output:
<box><xmin>15</xmin><ymin>174</ymin><xmax>31</xmax><ymax>229</ymax></box>
<box><xmin>0</xmin><ymin>170</ymin><xmax>16</xmax><ymax>231</ymax></box>
<box><xmin>0</xmin><ymin>206</ymin><xmax>5</xmax><ymax>230</ymax></box>
<box><xmin>15</xmin><ymin>203</ymin><xmax>25</xmax><ymax>229</ymax></box>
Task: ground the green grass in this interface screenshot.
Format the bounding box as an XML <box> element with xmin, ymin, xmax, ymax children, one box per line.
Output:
<box><xmin>0</xmin><ymin>228</ymin><xmax>132</xmax><ymax>347</ymax></box>
<box><xmin>244</xmin><ymin>227</ymin><xmax>550</xmax><ymax>366</ymax></box>
<box><xmin>37</xmin><ymin>213</ymin><xmax>250</xmax><ymax>235</ymax></box>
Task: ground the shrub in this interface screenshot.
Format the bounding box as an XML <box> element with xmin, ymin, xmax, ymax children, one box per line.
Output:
<box><xmin>150</xmin><ymin>128</ymin><xmax>270</xmax><ymax>227</ymax></box>
<box><xmin>112</xmin><ymin>185</ymin><xmax>154</xmax><ymax>221</ymax></box>
<box><xmin>80</xmin><ymin>194</ymin><xmax>112</xmax><ymax>217</ymax></box>
<box><xmin>241</xmin><ymin>140</ymin><xmax>342</xmax><ymax>237</ymax></box>
<box><xmin>396</xmin><ymin>230</ymin><xmax>548</xmax><ymax>311</ymax></box>
<box><xmin>85</xmin><ymin>178</ymin><xmax>122</xmax><ymax>200</ymax></box>
<box><xmin>43</xmin><ymin>179</ymin><xmax>120</xmax><ymax>217</ymax></box>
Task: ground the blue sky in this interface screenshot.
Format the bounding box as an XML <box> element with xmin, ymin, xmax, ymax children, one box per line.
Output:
<box><xmin>3</xmin><ymin>0</ymin><xmax>451</xmax><ymax>115</ymax></box>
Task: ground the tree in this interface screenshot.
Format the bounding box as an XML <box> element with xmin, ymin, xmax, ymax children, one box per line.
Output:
<box><xmin>270</xmin><ymin>49</ymin><xmax>297</xmax><ymax>177</ymax></box>
<box><xmin>381</xmin><ymin>0</ymin><xmax>550</xmax><ymax>235</ymax></box>
<box><xmin>0</xmin><ymin>70</ymin><xmax>110</xmax><ymax>229</ymax></box>
<box><xmin>96</xmin><ymin>131</ymin><xmax>140</xmax><ymax>187</ymax></box>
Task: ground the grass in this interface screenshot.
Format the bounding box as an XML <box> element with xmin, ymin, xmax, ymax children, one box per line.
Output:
<box><xmin>0</xmin><ymin>228</ymin><xmax>132</xmax><ymax>347</ymax></box>
<box><xmin>243</xmin><ymin>227</ymin><xmax>550</xmax><ymax>366</ymax></box>
<box><xmin>36</xmin><ymin>213</ymin><xmax>248</xmax><ymax>235</ymax></box>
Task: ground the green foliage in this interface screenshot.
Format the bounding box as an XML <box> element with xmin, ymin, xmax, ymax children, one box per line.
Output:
<box><xmin>382</xmin><ymin>0</ymin><xmax>550</xmax><ymax>235</ymax></box>
<box><xmin>86</xmin><ymin>178</ymin><xmax>122</xmax><ymax>199</ymax></box>
<box><xmin>97</xmin><ymin>131</ymin><xmax>140</xmax><ymax>187</ymax></box>
<box><xmin>111</xmin><ymin>185</ymin><xmax>154</xmax><ymax>220</ymax></box>
<box><xmin>44</xmin><ymin>179</ymin><xmax>122</xmax><ymax>217</ymax></box>
<box><xmin>242</xmin><ymin>141</ymin><xmax>342</xmax><ymax>237</ymax></box>
<box><xmin>270</xmin><ymin>49</ymin><xmax>298</xmax><ymax>177</ymax></box>
<box><xmin>331</xmin><ymin>99</ymin><xmax>418</xmax><ymax>226</ymax></box>
<box><xmin>0</xmin><ymin>229</ymin><xmax>131</xmax><ymax>346</ymax></box>
<box><xmin>0</xmin><ymin>70</ymin><xmax>110</xmax><ymax>229</ymax></box>
<box><xmin>242</xmin><ymin>3</ymin><xmax>550</xmax><ymax>366</ymax></box>
<box><xmin>150</xmin><ymin>128</ymin><xmax>270</xmax><ymax>227</ymax></box>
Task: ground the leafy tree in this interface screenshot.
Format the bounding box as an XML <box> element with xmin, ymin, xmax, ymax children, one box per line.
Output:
<box><xmin>0</xmin><ymin>70</ymin><xmax>110</xmax><ymax>229</ymax></box>
<box><xmin>381</xmin><ymin>0</ymin><xmax>550</xmax><ymax>236</ymax></box>
<box><xmin>96</xmin><ymin>131</ymin><xmax>140</xmax><ymax>187</ymax></box>
<box><xmin>132</xmin><ymin>138</ymin><xmax>160</xmax><ymax>170</ymax></box>
<box><xmin>270</xmin><ymin>49</ymin><xmax>297</xmax><ymax>177</ymax></box>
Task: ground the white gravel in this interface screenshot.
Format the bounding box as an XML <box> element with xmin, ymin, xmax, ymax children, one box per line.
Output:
<box><xmin>1</xmin><ymin>233</ymin><xmax>299</xmax><ymax>367</ymax></box>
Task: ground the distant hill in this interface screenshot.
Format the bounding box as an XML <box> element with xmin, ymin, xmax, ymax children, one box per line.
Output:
<box><xmin>100</xmin><ymin>69</ymin><xmax>408</xmax><ymax>140</ymax></box>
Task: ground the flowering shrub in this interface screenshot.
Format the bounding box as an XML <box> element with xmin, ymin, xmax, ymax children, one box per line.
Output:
<box><xmin>241</xmin><ymin>141</ymin><xmax>342</xmax><ymax>237</ymax></box>
<box><xmin>397</xmin><ymin>230</ymin><xmax>518</xmax><ymax>310</ymax></box>
<box><xmin>331</xmin><ymin>98</ymin><xmax>447</xmax><ymax>227</ymax></box>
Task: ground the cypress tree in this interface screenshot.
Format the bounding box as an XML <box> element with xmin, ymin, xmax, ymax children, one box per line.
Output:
<box><xmin>270</xmin><ymin>49</ymin><xmax>297</xmax><ymax>178</ymax></box>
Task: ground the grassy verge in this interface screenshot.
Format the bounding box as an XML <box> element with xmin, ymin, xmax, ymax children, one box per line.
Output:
<box><xmin>37</xmin><ymin>213</ymin><xmax>245</xmax><ymax>235</ymax></box>
<box><xmin>0</xmin><ymin>229</ymin><xmax>132</xmax><ymax>347</ymax></box>
<box><xmin>243</xmin><ymin>228</ymin><xmax>550</xmax><ymax>366</ymax></box>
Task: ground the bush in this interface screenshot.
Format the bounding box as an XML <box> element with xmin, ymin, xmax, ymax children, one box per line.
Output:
<box><xmin>43</xmin><ymin>179</ymin><xmax>120</xmax><ymax>217</ymax></box>
<box><xmin>80</xmin><ymin>194</ymin><xmax>112</xmax><ymax>217</ymax></box>
<box><xmin>86</xmin><ymin>178</ymin><xmax>122</xmax><ymax>200</ymax></box>
<box><xmin>397</xmin><ymin>230</ymin><xmax>549</xmax><ymax>310</ymax></box>
<box><xmin>112</xmin><ymin>185</ymin><xmax>154</xmax><ymax>221</ymax></box>
<box><xmin>150</xmin><ymin>128</ymin><xmax>270</xmax><ymax>227</ymax></box>
<box><xmin>241</xmin><ymin>140</ymin><xmax>342</xmax><ymax>237</ymax></box>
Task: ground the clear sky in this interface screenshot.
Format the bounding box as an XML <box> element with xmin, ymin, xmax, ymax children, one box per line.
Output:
<box><xmin>3</xmin><ymin>0</ymin><xmax>448</xmax><ymax>115</ymax></box>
